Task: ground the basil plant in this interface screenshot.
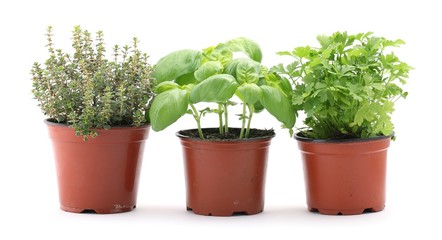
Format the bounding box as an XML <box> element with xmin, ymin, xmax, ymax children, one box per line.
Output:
<box><xmin>149</xmin><ymin>37</ymin><xmax>296</xmax><ymax>139</ymax></box>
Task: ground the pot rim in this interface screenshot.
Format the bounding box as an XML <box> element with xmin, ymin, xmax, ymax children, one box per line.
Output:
<box><xmin>176</xmin><ymin>127</ymin><xmax>275</xmax><ymax>142</ymax></box>
<box><xmin>44</xmin><ymin>118</ymin><xmax>151</xmax><ymax>129</ymax></box>
<box><xmin>294</xmin><ymin>131</ymin><xmax>394</xmax><ymax>143</ymax></box>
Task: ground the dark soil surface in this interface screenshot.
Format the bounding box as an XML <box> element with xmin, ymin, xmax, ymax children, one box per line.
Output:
<box><xmin>178</xmin><ymin>128</ymin><xmax>275</xmax><ymax>141</ymax></box>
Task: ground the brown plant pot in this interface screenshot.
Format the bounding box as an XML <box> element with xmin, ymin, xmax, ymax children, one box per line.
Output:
<box><xmin>295</xmin><ymin>133</ymin><xmax>392</xmax><ymax>215</ymax></box>
<box><xmin>177</xmin><ymin>128</ymin><xmax>275</xmax><ymax>216</ymax></box>
<box><xmin>45</xmin><ymin>119</ymin><xmax>150</xmax><ymax>214</ymax></box>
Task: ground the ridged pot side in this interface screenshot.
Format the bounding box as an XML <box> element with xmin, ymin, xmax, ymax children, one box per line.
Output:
<box><xmin>295</xmin><ymin>134</ymin><xmax>391</xmax><ymax>215</ymax></box>
<box><xmin>45</xmin><ymin>120</ymin><xmax>150</xmax><ymax>214</ymax></box>
<box><xmin>177</xmin><ymin>128</ymin><xmax>274</xmax><ymax>216</ymax></box>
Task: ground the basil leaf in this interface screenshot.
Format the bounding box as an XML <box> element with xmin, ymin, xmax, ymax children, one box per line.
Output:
<box><xmin>260</xmin><ymin>85</ymin><xmax>296</xmax><ymax>129</ymax></box>
<box><xmin>176</xmin><ymin>72</ymin><xmax>198</xmax><ymax>85</ymax></box>
<box><xmin>194</xmin><ymin>61</ymin><xmax>223</xmax><ymax>81</ymax></box>
<box><xmin>236</xmin><ymin>83</ymin><xmax>262</xmax><ymax>105</ymax></box>
<box><xmin>190</xmin><ymin>74</ymin><xmax>238</xmax><ymax>103</ymax></box>
<box><xmin>149</xmin><ymin>88</ymin><xmax>189</xmax><ymax>131</ymax></box>
<box><xmin>152</xmin><ymin>49</ymin><xmax>202</xmax><ymax>83</ymax></box>
<box><xmin>154</xmin><ymin>81</ymin><xmax>179</xmax><ymax>94</ymax></box>
<box><xmin>236</xmin><ymin>58</ymin><xmax>261</xmax><ymax>84</ymax></box>
<box><xmin>226</xmin><ymin>37</ymin><xmax>263</xmax><ymax>63</ymax></box>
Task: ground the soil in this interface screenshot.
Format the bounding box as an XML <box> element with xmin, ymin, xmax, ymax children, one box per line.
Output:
<box><xmin>178</xmin><ymin>128</ymin><xmax>275</xmax><ymax>141</ymax></box>
<box><xmin>295</xmin><ymin>130</ymin><xmax>393</xmax><ymax>142</ymax></box>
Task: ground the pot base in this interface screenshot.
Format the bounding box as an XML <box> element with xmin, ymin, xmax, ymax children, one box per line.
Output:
<box><xmin>186</xmin><ymin>206</ymin><xmax>263</xmax><ymax>217</ymax></box>
<box><xmin>61</xmin><ymin>204</ymin><xmax>136</xmax><ymax>214</ymax></box>
<box><xmin>308</xmin><ymin>205</ymin><xmax>385</xmax><ymax>215</ymax></box>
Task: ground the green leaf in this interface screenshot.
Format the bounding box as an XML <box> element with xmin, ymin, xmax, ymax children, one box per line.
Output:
<box><xmin>347</xmin><ymin>46</ymin><xmax>365</xmax><ymax>58</ymax></box>
<box><xmin>154</xmin><ymin>81</ymin><xmax>179</xmax><ymax>94</ymax></box>
<box><xmin>286</xmin><ymin>61</ymin><xmax>300</xmax><ymax>74</ymax></box>
<box><xmin>236</xmin><ymin>83</ymin><xmax>262</xmax><ymax>105</ymax></box>
<box><xmin>203</xmin><ymin>44</ymin><xmax>233</xmax><ymax>66</ymax></box>
<box><xmin>383</xmin><ymin>39</ymin><xmax>406</xmax><ymax>47</ymax></box>
<box><xmin>260</xmin><ymin>85</ymin><xmax>296</xmax><ymax>129</ymax></box>
<box><xmin>317</xmin><ymin>34</ymin><xmax>332</xmax><ymax>49</ymax></box>
<box><xmin>225</xmin><ymin>37</ymin><xmax>263</xmax><ymax>63</ymax></box>
<box><xmin>253</xmin><ymin>100</ymin><xmax>265</xmax><ymax>113</ymax></box>
<box><xmin>308</xmin><ymin>57</ymin><xmax>323</xmax><ymax>68</ymax></box>
<box><xmin>176</xmin><ymin>72</ymin><xmax>198</xmax><ymax>85</ymax></box>
<box><xmin>276</xmin><ymin>51</ymin><xmax>294</xmax><ymax>57</ymax></box>
<box><xmin>292</xmin><ymin>46</ymin><xmax>312</xmax><ymax>60</ymax></box>
<box><xmin>279</xmin><ymin>76</ymin><xmax>293</xmax><ymax>95</ymax></box>
<box><xmin>194</xmin><ymin>61</ymin><xmax>223</xmax><ymax>81</ymax></box>
<box><xmin>264</xmin><ymin>72</ymin><xmax>292</xmax><ymax>95</ymax></box>
<box><xmin>372</xmin><ymin>83</ymin><xmax>386</xmax><ymax>91</ymax></box>
<box><xmin>292</xmin><ymin>94</ymin><xmax>304</xmax><ymax>106</ymax></box>
<box><xmin>315</xmin><ymin>82</ymin><xmax>327</xmax><ymax>89</ymax></box>
<box><xmin>236</xmin><ymin>58</ymin><xmax>261</xmax><ymax>84</ymax></box>
<box><xmin>149</xmin><ymin>88</ymin><xmax>189</xmax><ymax>131</ymax></box>
<box><xmin>152</xmin><ymin>49</ymin><xmax>202</xmax><ymax>83</ymax></box>
<box><xmin>190</xmin><ymin>74</ymin><xmax>238</xmax><ymax>103</ymax></box>
<box><xmin>355</xmin><ymin>32</ymin><xmax>373</xmax><ymax>41</ymax></box>
<box><xmin>224</xmin><ymin>58</ymin><xmax>243</xmax><ymax>77</ymax></box>
<box><xmin>321</xmin><ymin>46</ymin><xmax>334</xmax><ymax>59</ymax></box>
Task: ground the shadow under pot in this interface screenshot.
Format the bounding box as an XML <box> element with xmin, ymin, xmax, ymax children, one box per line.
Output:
<box><xmin>177</xmin><ymin>128</ymin><xmax>275</xmax><ymax>217</ymax></box>
<box><xmin>295</xmin><ymin>132</ymin><xmax>392</xmax><ymax>215</ymax></box>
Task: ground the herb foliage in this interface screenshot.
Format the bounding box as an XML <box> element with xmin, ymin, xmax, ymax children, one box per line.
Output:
<box><xmin>272</xmin><ymin>31</ymin><xmax>412</xmax><ymax>139</ymax></box>
<box><xmin>149</xmin><ymin>37</ymin><xmax>296</xmax><ymax>139</ymax></box>
<box><xmin>31</xmin><ymin>26</ymin><xmax>154</xmax><ymax>139</ymax></box>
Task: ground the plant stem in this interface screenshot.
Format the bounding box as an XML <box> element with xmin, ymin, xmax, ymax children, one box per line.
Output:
<box><xmin>218</xmin><ymin>103</ymin><xmax>224</xmax><ymax>135</ymax></box>
<box><xmin>190</xmin><ymin>104</ymin><xmax>204</xmax><ymax>139</ymax></box>
<box><xmin>245</xmin><ymin>104</ymin><xmax>254</xmax><ymax>138</ymax></box>
<box><xmin>239</xmin><ymin>103</ymin><xmax>247</xmax><ymax>139</ymax></box>
<box><xmin>223</xmin><ymin>102</ymin><xmax>229</xmax><ymax>134</ymax></box>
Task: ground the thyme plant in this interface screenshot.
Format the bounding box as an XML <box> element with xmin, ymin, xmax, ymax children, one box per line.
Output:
<box><xmin>31</xmin><ymin>26</ymin><xmax>154</xmax><ymax>139</ymax></box>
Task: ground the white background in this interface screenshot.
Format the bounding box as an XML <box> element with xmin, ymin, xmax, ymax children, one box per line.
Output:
<box><xmin>1</xmin><ymin>0</ymin><xmax>441</xmax><ymax>239</ymax></box>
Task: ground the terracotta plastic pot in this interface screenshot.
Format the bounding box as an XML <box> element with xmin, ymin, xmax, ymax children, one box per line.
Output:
<box><xmin>45</xmin><ymin>119</ymin><xmax>150</xmax><ymax>214</ymax></box>
<box><xmin>295</xmin><ymin>133</ymin><xmax>391</xmax><ymax>215</ymax></box>
<box><xmin>177</xmin><ymin>128</ymin><xmax>274</xmax><ymax>216</ymax></box>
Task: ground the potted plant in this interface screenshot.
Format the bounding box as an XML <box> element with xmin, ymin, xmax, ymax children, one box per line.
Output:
<box><xmin>272</xmin><ymin>31</ymin><xmax>412</xmax><ymax>215</ymax></box>
<box><xmin>149</xmin><ymin>37</ymin><xmax>296</xmax><ymax>216</ymax></box>
<box><xmin>31</xmin><ymin>26</ymin><xmax>154</xmax><ymax>214</ymax></box>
